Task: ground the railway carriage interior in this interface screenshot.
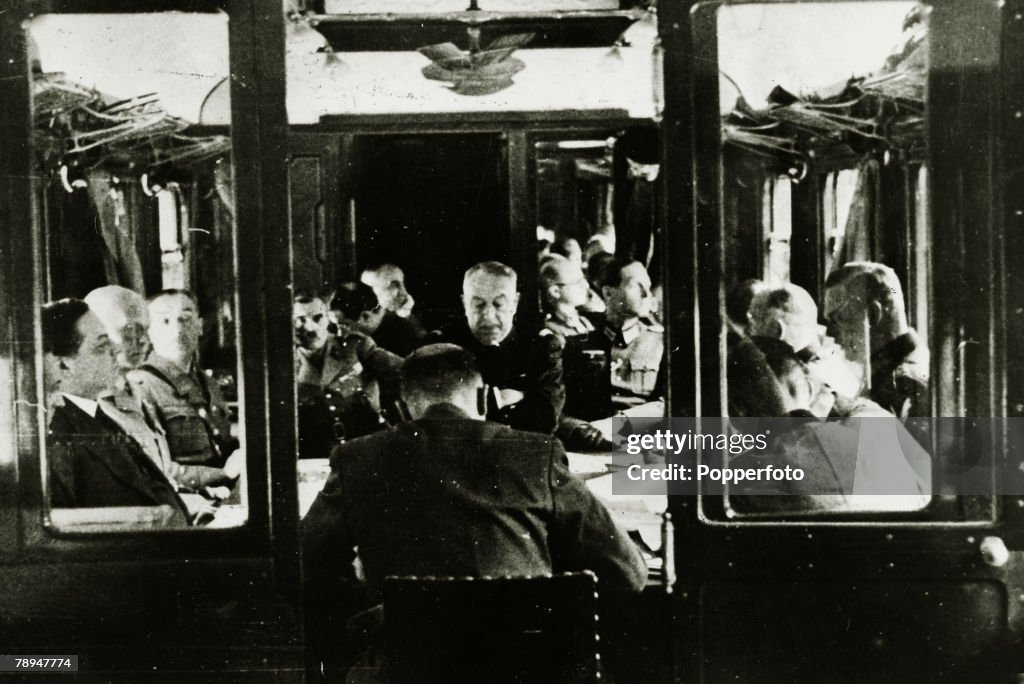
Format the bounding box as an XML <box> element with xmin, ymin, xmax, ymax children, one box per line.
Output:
<box><xmin>1</xmin><ymin>0</ymin><xmax>1022</xmax><ymax>680</ymax></box>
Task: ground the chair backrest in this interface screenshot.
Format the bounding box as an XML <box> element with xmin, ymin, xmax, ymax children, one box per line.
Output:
<box><xmin>383</xmin><ymin>571</ymin><xmax>599</xmax><ymax>684</ymax></box>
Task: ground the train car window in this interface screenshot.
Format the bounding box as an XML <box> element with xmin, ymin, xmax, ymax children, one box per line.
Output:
<box><xmin>317</xmin><ymin>0</ymin><xmax>642</xmax><ymax>13</ymax></box>
<box><xmin>822</xmin><ymin>169</ymin><xmax>860</xmax><ymax>275</ymax></box>
<box><xmin>28</xmin><ymin>14</ymin><xmax>248</xmax><ymax>532</ymax></box>
<box><xmin>762</xmin><ymin>175</ymin><xmax>792</xmax><ymax>285</ymax></box>
<box><xmin>707</xmin><ymin>1</ymin><xmax>991</xmax><ymax>521</ymax></box>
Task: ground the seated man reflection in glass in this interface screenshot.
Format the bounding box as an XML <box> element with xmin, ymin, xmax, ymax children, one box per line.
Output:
<box><xmin>87</xmin><ymin>286</ymin><xmax>242</xmax><ymax>494</ymax></box>
<box><xmin>131</xmin><ymin>290</ymin><xmax>244</xmax><ymax>482</ymax></box>
<box><xmin>727</xmin><ymin>338</ymin><xmax>931</xmax><ymax>514</ymax></box>
<box><xmin>43</xmin><ymin>298</ymin><xmax>191</xmax><ymax>527</ymax></box>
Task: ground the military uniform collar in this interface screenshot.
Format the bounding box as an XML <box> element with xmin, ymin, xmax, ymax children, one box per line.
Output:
<box><xmin>146</xmin><ymin>353</ymin><xmax>196</xmax><ymax>383</ymax></box>
<box><xmin>605</xmin><ymin>317</ymin><xmax>642</xmax><ymax>346</ymax></box>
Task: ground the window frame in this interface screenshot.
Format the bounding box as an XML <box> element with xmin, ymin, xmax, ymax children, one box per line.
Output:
<box><xmin>0</xmin><ymin>0</ymin><xmax>294</xmax><ymax>564</ymax></box>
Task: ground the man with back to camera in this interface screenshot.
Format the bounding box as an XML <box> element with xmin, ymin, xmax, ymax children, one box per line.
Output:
<box><xmin>423</xmin><ymin>261</ymin><xmax>565</xmax><ymax>435</ymax></box>
<box><xmin>302</xmin><ymin>344</ymin><xmax>647</xmax><ymax>672</ymax></box>
<box><xmin>42</xmin><ymin>298</ymin><xmax>190</xmax><ymax>526</ymax></box>
<box><xmin>359</xmin><ymin>263</ymin><xmax>426</xmax><ymax>356</ymax></box>
<box><xmin>86</xmin><ymin>286</ymin><xmax>241</xmax><ymax>492</ymax></box>
<box><xmin>823</xmin><ymin>261</ymin><xmax>930</xmax><ymax>421</ymax></box>
<box><xmin>130</xmin><ymin>289</ymin><xmax>239</xmax><ymax>469</ymax></box>
<box><xmin>293</xmin><ymin>290</ymin><xmax>402</xmax><ymax>459</ymax></box>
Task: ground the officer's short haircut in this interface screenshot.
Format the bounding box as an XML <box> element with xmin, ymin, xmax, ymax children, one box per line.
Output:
<box><xmin>42</xmin><ymin>298</ymin><xmax>90</xmax><ymax>357</ymax></box>
<box><xmin>538</xmin><ymin>254</ymin><xmax>571</xmax><ymax>290</ymax></box>
<box><xmin>148</xmin><ymin>288</ymin><xmax>197</xmax><ymax>307</ymax></box>
<box><xmin>825</xmin><ymin>261</ymin><xmax>904</xmax><ymax>313</ymax></box>
<box><xmin>293</xmin><ymin>289</ymin><xmax>325</xmax><ymax>306</ymax></box>
<box><xmin>596</xmin><ymin>257</ymin><xmax>640</xmax><ymax>291</ymax></box>
<box><xmin>330</xmin><ymin>282</ymin><xmax>379</xmax><ymax>321</ymax></box>
<box><xmin>401</xmin><ymin>344</ymin><xmax>482</xmax><ymax>400</ymax></box>
<box><xmin>463</xmin><ymin>261</ymin><xmax>517</xmax><ymax>289</ymax></box>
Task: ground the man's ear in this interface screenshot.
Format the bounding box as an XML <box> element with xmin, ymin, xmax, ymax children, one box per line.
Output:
<box><xmin>512</xmin><ymin>291</ymin><xmax>521</xmax><ymax>310</ymax></box>
<box><xmin>601</xmin><ymin>285</ymin><xmax>615</xmax><ymax>302</ymax></box>
<box><xmin>867</xmin><ymin>300</ymin><xmax>883</xmax><ymax>327</ymax></box>
<box><xmin>546</xmin><ymin>284</ymin><xmax>561</xmax><ymax>302</ymax></box>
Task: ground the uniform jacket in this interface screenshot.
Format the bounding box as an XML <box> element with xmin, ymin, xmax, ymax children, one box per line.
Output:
<box><xmin>603</xmin><ymin>316</ymin><xmax>665</xmax><ymax>402</ymax></box>
<box><xmin>294</xmin><ymin>334</ymin><xmax>402</xmax><ymax>456</ymax></box>
<box><xmin>48</xmin><ymin>401</ymin><xmax>189</xmax><ymax>525</ymax></box>
<box><xmin>545</xmin><ymin>311</ymin><xmax>609</xmax><ymax>422</ymax></box>
<box><xmin>101</xmin><ymin>385</ymin><xmax>234</xmax><ymax>491</ymax></box>
<box><xmin>423</xmin><ymin>322</ymin><xmax>565</xmax><ymax>435</ymax></box>
<box><xmin>130</xmin><ymin>353</ymin><xmax>234</xmax><ymax>467</ymax></box>
<box><xmin>302</xmin><ymin>403</ymin><xmax>647</xmax><ymax>602</ymax></box>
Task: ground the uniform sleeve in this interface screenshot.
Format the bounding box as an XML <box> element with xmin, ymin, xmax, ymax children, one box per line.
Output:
<box><xmin>506</xmin><ymin>331</ymin><xmax>566</xmax><ymax>435</ymax></box>
<box><xmin>545</xmin><ymin>441</ymin><xmax>647</xmax><ymax>593</ymax></box>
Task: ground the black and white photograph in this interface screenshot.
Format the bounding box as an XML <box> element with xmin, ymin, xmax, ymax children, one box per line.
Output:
<box><xmin>0</xmin><ymin>0</ymin><xmax>1020</xmax><ymax>681</ymax></box>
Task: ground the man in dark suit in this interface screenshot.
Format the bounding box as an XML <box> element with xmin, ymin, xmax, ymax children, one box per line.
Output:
<box><xmin>359</xmin><ymin>263</ymin><xmax>426</xmax><ymax>356</ymax></box>
<box><xmin>42</xmin><ymin>299</ymin><xmax>190</xmax><ymax>526</ymax></box>
<box><xmin>422</xmin><ymin>261</ymin><xmax>565</xmax><ymax>435</ymax></box>
<box><xmin>302</xmin><ymin>344</ymin><xmax>646</xmax><ymax>673</ymax></box>
<box><xmin>304</xmin><ymin>342</ymin><xmax>645</xmax><ymax>595</ymax></box>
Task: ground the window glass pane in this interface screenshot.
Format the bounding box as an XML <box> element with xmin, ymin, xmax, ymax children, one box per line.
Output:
<box><xmin>715</xmin><ymin>2</ymin><xmax>956</xmax><ymax>519</ymax></box>
<box><xmin>30</xmin><ymin>14</ymin><xmax>247</xmax><ymax>532</ymax></box>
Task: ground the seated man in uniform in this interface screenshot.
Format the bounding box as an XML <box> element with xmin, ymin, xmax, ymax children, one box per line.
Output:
<box><xmin>42</xmin><ymin>298</ymin><xmax>190</xmax><ymax>526</ymax></box>
<box><xmin>540</xmin><ymin>254</ymin><xmax>610</xmax><ymax>450</ymax></box>
<box><xmin>131</xmin><ymin>290</ymin><xmax>240</xmax><ymax>470</ymax></box>
<box><xmin>293</xmin><ymin>291</ymin><xmax>402</xmax><ymax>459</ymax></box>
<box><xmin>423</xmin><ymin>261</ymin><xmax>565</xmax><ymax>435</ymax></box>
<box><xmin>595</xmin><ymin>257</ymin><xmax>665</xmax><ymax>411</ymax></box>
<box><xmin>824</xmin><ymin>262</ymin><xmax>930</xmax><ymax>421</ymax></box>
<box><xmin>87</xmin><ymin>286</ymin><xmax>241</xmax><ymax>492</ymax></box>
<box><xmin>302</xmin><ymin>344</ymin><xmax>646</xmax><ymax>674</ymax></box>
<box><xmin>359</xmin><ymin>263</ymin><xmax>426</xmax><ymax>357</ymax></box>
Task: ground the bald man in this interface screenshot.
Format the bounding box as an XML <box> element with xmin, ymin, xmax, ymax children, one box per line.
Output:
<box><xmin>84</xmin><ymin>285</ymin><xmax>150</xmax><ymax>370</ymax></box>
